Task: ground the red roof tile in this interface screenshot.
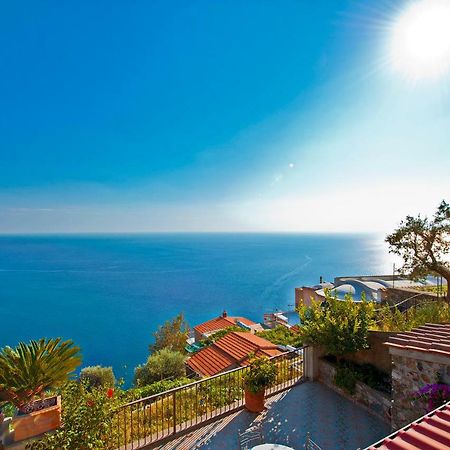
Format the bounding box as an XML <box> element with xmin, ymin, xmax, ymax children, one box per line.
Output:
<box><xmin>186</xmin><ymin>332</ymin><xmax>283</xmax><ymax>377</ymax></box>
<box><xmin>194</xmin><ymin>315</ymin><xmax>257</xmax><ymax>335</ymax></box>
<box><xmin>385</xmin><ymin>323</ymin><xmax>450</xmax><ymax>358</ymax></box>
<box><xmin>367</xmin><ymin>402</ymin><xmax>450</xmax><ymax>450</ymax></box>
<box><xmin>186</xmin><ymin>345</ymin><xmax>235</xmax><ymax>377</ymax></box>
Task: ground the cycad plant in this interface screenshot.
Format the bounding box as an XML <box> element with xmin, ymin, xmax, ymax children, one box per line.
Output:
<box><xmin>0</xmin><ymin>338</ymin><xmax>81</xmax><ymax>412</ymax></box>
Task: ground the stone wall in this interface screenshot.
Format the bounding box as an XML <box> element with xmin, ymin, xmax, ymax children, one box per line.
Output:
<box><xmin>390</xmin><ymin>347</ymin><xmax>450</xmax><ymax>429</ymax></box>
<box><xmin>318</xmin><ymin>359</ymin><xmax>391</xmax><ymax>424</ymax></box>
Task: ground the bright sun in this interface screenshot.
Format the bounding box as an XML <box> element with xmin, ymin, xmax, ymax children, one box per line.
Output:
<box><xmin>389</xmin><ymin>0</ymin><xmax>450</xmax><ymax>81</ymax></box>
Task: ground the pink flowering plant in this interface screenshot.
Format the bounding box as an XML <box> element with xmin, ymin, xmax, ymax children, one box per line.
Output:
<box><xmin>413</xmin><ymin>383</ymin><xmax>450</xmax><ymax>413</ymax></box>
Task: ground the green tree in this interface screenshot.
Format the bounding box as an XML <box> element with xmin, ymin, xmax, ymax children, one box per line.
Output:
<box><xmin>80</xmin><ymin>365</ymin><xmax>115</xmax><ymax>390</ymax></box>
<box><xmin>256</xmin><ymin>326</ymin><xmax>302</xmax><ymax>347</ymax></box>
<box><xmin>386</xmin><ymin>200</ymin><xmax>450</xmax><ymax>302</ymax></box>
<box><xmin>134</xmin><ymin>349</ymin><xmax>186</xmax><ymax>386</ymax></box>
<box><xmin>203</xmin><ymin>325</ymin><xmax>247</xmax><ymax>344</ymax></box>
<box><xmin>0</xmin><ymin>338</ymin><xmax>81</xmax><ymax>411</ymax></box>
<box><xmin>298</xmin><ymin>293</ymin><xmax>375</xmax><ymax>358</ymax></box>
<box><xmin>149</xmin><ymin>313</ymin><xmax>189</xmax><ymax>354</ymax></box>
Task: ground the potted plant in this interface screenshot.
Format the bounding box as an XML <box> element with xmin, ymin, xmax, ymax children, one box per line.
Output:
<box><xmin>0</xmin><ymin>338</ymin><xmax>81</xmax><ymax>442</ymax></box>
<box><xmin>243</xmin><ymin>356</ymin><xmax>277</xmax><ymax>413</ymax></box>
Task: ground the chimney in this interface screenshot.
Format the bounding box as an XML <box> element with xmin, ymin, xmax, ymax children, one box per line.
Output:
<box><xmin>319</xmin><ymin>276</ymin><xmax>323</xmax><ymax>284</ymax></box>
<box><xmin>222</xmin><ymin>310</ymin><xmax>228</xmax><ymax>318</ymax></box>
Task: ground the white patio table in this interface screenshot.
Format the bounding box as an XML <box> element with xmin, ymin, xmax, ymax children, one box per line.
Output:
<box><xmin>251</xmin><ymin>444</ymin><xmax>294</xmax><ymax>450</ymax></box>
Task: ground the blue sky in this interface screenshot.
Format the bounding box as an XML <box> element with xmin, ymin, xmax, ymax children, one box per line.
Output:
<box><xmin>1</xmin><ymin>1</ymin><xmax>449</xmax><ymax>233</ymax></box>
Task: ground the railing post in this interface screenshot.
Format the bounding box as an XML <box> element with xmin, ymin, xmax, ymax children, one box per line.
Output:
<box><xmin>173</xmin><ymin>390</ymin><xmax>177</xmax><ymax>435</ymax></box>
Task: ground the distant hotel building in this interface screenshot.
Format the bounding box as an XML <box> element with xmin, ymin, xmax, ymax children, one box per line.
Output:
<box><xmin>295</xmin><ymin>274</ymin><xmax>443</xmax><ymax>307</ymax></box>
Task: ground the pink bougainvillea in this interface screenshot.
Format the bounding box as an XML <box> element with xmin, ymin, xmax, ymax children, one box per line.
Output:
<box><xmin>413</xmin><ymin>383</ymin><xmax>450</xmax><ymax>412</ymax></box>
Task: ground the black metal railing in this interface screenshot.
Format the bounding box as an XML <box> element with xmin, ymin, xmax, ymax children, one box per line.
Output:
<box><xmin>114</xmin><ymin>347</ymin><xmax>305</xmax><ymax>449</ymax></box>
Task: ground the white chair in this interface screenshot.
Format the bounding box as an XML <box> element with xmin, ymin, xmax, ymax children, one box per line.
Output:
<box><xmin>238</xmin><ymin>423</ymin><xmax>263</xmax><ymax>449</ymax></box>
<box><xmin>304</xmin><ymin>432</ymin><xmax>322</xmax><ymax>450</ymax></box>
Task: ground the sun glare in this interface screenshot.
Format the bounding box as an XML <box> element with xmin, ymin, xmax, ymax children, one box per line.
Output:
<box><xmin>389</xmin><ymin>0</ymin><xmax>450</xmax><ymax>81</ymax></box>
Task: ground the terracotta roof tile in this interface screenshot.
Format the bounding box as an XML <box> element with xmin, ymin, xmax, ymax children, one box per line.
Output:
<box><xmin>367</xmin><ymin>402</ymin><xmax>450</xmax><ymax>450</ymax></box>
<box><xmin>186</xmin><ymin>332</ymin><xmax>283</xmax><ymax>377</ymax></box>
<box><xmin>186</xmin><ymin>345</ymin><xmax>235</xmax><ymax>377</ymax></box>
<box><xmin>194</xmin><ymin>316</ymin><xmax>257</xmax><ymax>334</ymax></box>
<box><xmin>385</xmin><ymin>323</ymin><xmax>450</xmax><ymax>358</ymax></box>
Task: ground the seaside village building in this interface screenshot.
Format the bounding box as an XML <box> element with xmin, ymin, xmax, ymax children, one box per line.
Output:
<box><xmin>187</xmin><ymin>311</ymin><xmax>278</xmax><ymax>377</ymax></box>
<box><xmin>186</xmin><ymin>331</ymin><xmax>283</xmax><ymax>377</ymax></box>
<box><xmin>192</xmin><ymin>310</ymin><xmax>264</xmax><ymax>342</ymax></box>
<box><xmin>295</xmin><ymin>274</ymin><xmax>446</xmax><ymax>307</ymax></box>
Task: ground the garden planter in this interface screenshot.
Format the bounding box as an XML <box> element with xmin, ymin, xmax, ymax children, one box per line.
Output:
<box><xmin>244</xmin><ymin>389</ymin><xmax>265</xmax><ymax>412</ymax></box>
<box><xmin>12</xmin><ymin>396</ymin><xmax>61</xmax><ymax>442</ymax></box>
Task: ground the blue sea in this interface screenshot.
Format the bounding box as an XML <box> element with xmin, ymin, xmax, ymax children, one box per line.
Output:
<box><xmin>0</xmin><ymin>233</ymin><xmax>389</xmax><ymax>384</ymax></box>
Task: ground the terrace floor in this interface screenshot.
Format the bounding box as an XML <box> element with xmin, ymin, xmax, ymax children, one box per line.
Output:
<box><xmin>156</xmin><ymin>382</ymin><xmax>391</xmax><ymax>450</ymax></box>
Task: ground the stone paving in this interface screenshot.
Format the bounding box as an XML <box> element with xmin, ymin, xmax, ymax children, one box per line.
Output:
<box><xmin>157</xmin><ymin>382</ymin><xmax>391</xmax><ymax>450</ymax></box>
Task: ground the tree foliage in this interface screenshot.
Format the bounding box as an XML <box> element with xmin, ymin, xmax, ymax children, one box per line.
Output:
<box><xmin>256</xmin><ymin>326</ymin><xmax>302</xmax><ymax>347</ymax></box>
<box><xmin>203</xmin><ymin>325</ymin><xmax>247</xmax><ymax>344</ymax></box>
<box><xmin>149</xmin><ymin>313</ymin><xmax>189</xmax><ymax>354</ymax></box>
<box><xmin>375</xmin><ymin>301</ymin><xmax>450</xmax><ymax>332</ymax></box>
<box><xmin>127</xmin><ymin>377</ymin><xmax>192</xmax><ymax>401</ymax></box>
<box><xmin>80</xmin><ymin>365</ymin><xmax>115</xmax><ymax>390</ymax></box>
<box><xmin>298</xmin><ymin>293</ymin><xmax>375</xmax><ymax>357</ymax></box>
<box><xmin>134</xmin><ymin>349</ymin><xmax>186</xmax><ymax>386</ymax></box>
<box><xmin>386</xmin><ymin>200</ymin><xmax>450</xmax><ymax>301</ymax></box>
<box><xmin>0</xmin><ymin>338</ymin><xmax>81</xmax><ymax>411</ymax></box>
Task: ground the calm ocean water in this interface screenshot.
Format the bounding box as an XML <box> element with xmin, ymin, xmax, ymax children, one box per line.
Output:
<box><xmin>0</xmin><ymin>233</ymin><xmax>389</xmax><ymax>384</ymax></box>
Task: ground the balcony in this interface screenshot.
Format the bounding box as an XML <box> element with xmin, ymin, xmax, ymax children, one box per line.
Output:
<box><xmin>113</xmin><ymin>348</ymin><xmax>390</xmax><ymax>449</ymax></box>
<box><xmin>158</xmin><ymin>381</ymin><xmax>391</xmax><ymax>449</ymax></box>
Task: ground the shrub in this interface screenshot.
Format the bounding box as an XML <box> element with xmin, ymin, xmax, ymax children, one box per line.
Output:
<box><xmin>298</xmin><ymin>292</ymin><xmax>375</xmax><ymax>357</ymax></box>
<box><xmin>325</xmin><ymin>356</ymin><xmax>391</xmax><ymax>394</ymax></box>
<box><xmin>256</xmin><ymin>326</ymin><xmax>302</xmax><ymax>347</ymax></box>
<box><xmin>334</xmin><ymin>365</ymin><xmax>357</xmax><ymax>395</ymax></box>
<box><xmin>203</xmin><ymin>326</ymin><xmax>247</xmax><ymax>344</ymax></box>
<box><xmin>134</xmin><ymin>349</ymin><xmax>186</xmax><ymax>386</ymax></box>
<box><xmin>375</xmin><ymin>301</ymin><xmax>450</xmax><ymax>332</ymax></box>
<box><xmin>243</xmin><ymin>356</ymin><xmax>277</xmax><ymax>394</ymax></box>
<box><xmin>27</xmin><ymin>381</ymin><xmax>123</xmax><ymax>450</ymax></box>
<box><xmin>80</xmin><ymin>365</ymin><xmax>115</xmax><ymax>389</ymax></box>
<box><xmin>127</xmin><ymin>377</ymin><xmax>192</xmax><ymax>401</ymax></box>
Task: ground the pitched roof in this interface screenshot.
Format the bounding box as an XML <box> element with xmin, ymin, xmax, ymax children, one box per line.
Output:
<box><xmin>186</xmin><ymin>345</ymin><xmax>235</xmax><ymax>377</ymax></box>
<box><xmin>366</xmin><ymin>401</ymin><xmax>450</xmax><ymax>450</ymax></box>
<box><xmin>214</xmin><ymin>332</ymin><xmax>281</xmax><ymax>360</ymax></box>
<box><xmin>194</xmin><ymin>316</ymin><xmax>257</xmax><ymax>335</ymax></box>
<box><xmin>385</xmin><ymin>323</ymin><xmax>450</xmax><ymax>358</ymax></box>
<box><xmin>186</xmin><ymin>332</ymin><xmax>283</xmax><ymax>377</ymax></box>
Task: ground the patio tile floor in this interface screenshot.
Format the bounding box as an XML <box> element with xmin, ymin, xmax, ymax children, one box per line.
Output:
<box><xmin>157</xmin><ymin>382</ymin><xmax>391</xmax><ymax>450</ymax></box>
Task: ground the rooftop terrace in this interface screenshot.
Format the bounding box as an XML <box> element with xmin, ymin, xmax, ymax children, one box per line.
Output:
<box><xmin>155</xmin><ymin>382</ymin><xmax>391</xmax><ymax>450</ymax></box>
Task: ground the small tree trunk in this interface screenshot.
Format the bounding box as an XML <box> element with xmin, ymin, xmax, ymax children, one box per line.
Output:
<box><xmin>435</xmin><ymin>265</ymin><xmax>450</xmax><ymax>303</ymax></box>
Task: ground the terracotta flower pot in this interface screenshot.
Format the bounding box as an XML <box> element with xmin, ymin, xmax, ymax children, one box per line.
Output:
<box><xmin>244</xmin><ymin>389</ymin><xmax>265</xmax><ymax>413</ymax></box>
<box><xmin>12</xmin><ymin>396</ymin><xmax>61</xmax><ymax>442</ymax></box>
